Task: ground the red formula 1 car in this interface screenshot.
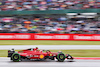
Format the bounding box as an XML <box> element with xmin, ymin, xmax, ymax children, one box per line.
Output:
<box><xmin>8</xmin><ymin>47</ymin><xmax>73</xmax><ymax>62</ymax></box>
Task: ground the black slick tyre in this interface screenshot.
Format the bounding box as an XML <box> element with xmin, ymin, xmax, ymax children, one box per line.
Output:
<box><xmin>11</xmin><ymin>53</ymin><xmax>21</xmax><ymax>62</ymax></box>
<box><xmin>57</xmin><ymin>53</ymin><xmax>65</xmax><ymax>62</ymax></box>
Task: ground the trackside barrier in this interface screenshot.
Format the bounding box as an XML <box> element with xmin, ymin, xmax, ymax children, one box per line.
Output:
<box><xmin>0</xmin><ymin>33</ymin><xmax>100</xmax><ymax>41</ymax></box>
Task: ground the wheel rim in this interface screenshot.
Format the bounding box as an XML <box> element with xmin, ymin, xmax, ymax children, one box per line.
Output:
<box><xmin>60</xmin><ymin>55</ymin><xmax>64</xmax><ymax>59</ymax></box>
<box><xmin>14</xmin><ymin>55</ymin><xmax>18</xmax><ymax>59</ymax></box>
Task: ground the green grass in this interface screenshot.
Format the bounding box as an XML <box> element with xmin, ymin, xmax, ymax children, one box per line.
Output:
<box><xmin>0</xmin><ymin>50</ymin><xmax>8</xmax><ymax>57</ymax></box>
<box><xmin>1</xmin><ymin>50</ymin><xmax>100</xmax><ymax>57</ymax></box>
<box><xmin>0</xmin><ymin>40</ymin><xmax>100</xmax><ymax>45</ymax></box>
<box><xmin>51</xmin><ymin>50</ymin><xmax>100</xmax><ymax>57</ymax></box>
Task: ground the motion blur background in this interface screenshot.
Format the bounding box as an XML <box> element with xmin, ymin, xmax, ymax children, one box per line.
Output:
<box><xmin>0</xmin><ymin>0</ymin><xmax>100</xmax><ymax>58</ymax></box>
<box><xmin>0</xmin><ymin>0</ymin><xmax>100</xmax><ymax>34</ymax></box>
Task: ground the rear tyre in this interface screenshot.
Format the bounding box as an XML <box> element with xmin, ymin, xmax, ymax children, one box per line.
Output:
<box><xmin>11</xmin><ymin>53</ymin><xmax>21</xmax><ymax>62</ymax></box>
<box><xmin>57</xmin><ymin>53</ymin><xmax>65</xmax><ymax>62</ymax></box>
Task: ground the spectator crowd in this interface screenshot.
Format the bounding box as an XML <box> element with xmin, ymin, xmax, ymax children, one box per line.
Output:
<box><xmin>0</xmin><ymin>0</ymin><xmax>100</xmax><ymax>11</ymax></box>
<box><xmin>0</xmin><ymin>15</ymin><xmax>100</xmax><ymax>34</ymax></box>
<box><xmin>0</xmin><ymin>0</ymin><xmax>100</xmax><ymax>34</ymax></box>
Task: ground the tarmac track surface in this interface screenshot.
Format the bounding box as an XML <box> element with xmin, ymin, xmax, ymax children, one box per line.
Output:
<box><xmin>0</xmin><ymin>57</ymin><xmax>100</xmax><ymax>67</ymax></box>
<box><xmin>0</xmin><ymin>45</ymin><xmax>100</xmax><ymax>50</ymax></box>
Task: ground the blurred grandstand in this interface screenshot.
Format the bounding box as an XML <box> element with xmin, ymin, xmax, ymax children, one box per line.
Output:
<box><xmin>0</xmin><ymin>0</ymin><xmax>100</xmax><ymax>11</ymax></box>
<box><xmin>0</xmin><ymin>0</ymin><xmax>100</xmax><ymax>34</ymax></box>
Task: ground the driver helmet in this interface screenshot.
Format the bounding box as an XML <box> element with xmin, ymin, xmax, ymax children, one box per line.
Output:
<box><xmin>36</xmin><ymin>47</ymin><xmax>38</xmax><ymax>50</ymax></box>
<box><xmin>58</xmin><ymin>51</ymin><xmax>62</xmax><ymax>53</ymax></box>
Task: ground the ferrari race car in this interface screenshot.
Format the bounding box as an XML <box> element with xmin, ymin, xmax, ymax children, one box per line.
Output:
<box><xmin>8</xmin><ymin>47</ymin><xmax>73</xmax><ymax>62</ymax></box>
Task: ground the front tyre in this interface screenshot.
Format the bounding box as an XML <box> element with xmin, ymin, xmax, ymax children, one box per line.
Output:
<box><xmin>57</xmin><ymin>53</ymin><xmax>65</xmax><ymax>62</ymax></box>
<box><xmin>11</xmin><ymin>53</ymin><xmax>21</xmax><ymax>62</ymax></box>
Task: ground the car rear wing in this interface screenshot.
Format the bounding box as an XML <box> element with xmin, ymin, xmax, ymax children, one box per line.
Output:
<box><xmin>8</xmin><ymin>49</ymin><xmax>15</xmax><ymax>57</ymax></box>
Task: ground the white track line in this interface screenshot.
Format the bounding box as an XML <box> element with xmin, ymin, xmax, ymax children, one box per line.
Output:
<box><xmin>0</xmin><ymin>45</ymin><xmax>100</xmax><ymax>50</ymax></box>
